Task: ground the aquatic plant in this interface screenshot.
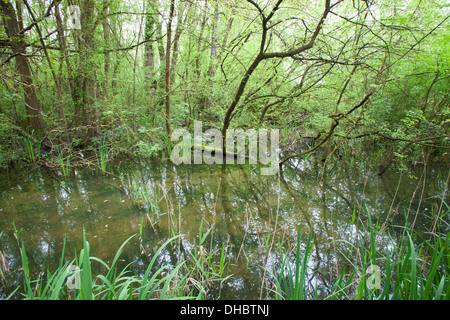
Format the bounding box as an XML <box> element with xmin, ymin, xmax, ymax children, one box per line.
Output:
<box><xmin>0</xmin><ymin>232</ymin><xmax>9</xmax><ymax>288</ymax></box>
<box><xmin>161</xmin><ymin>130</ymin><xmax>172</xmax><ymax>158</ymax></box>
<box><xmin>22</xmin><ymin>136</ymin><xmax>35</xmax><ymax>163</ymax></box>
<box><xmin>120</xmin><ymin>174</ymin><xmax>170</xmax><ymax>229</ymax></box>
<box><xmin>10</xmin><ymin>217</ymin><xmax>231</xmax><ymax>300</ymax></box>
<box><xmin>21</xmin><ymin>130</ymin><xmax>41</xmax><ymax>164</ymax></box>
<box><xmin>11</xmin><ymin>230</ymin><xmax>200</xmax><ymax>300</ymax></box>
<box><xmin>57</xmin><ymin>146</ymin><xmax>71</xmax><ymax>177</ymax></box>
<box><xmin>269</xmin><ymin>205</ymin><xmax>450</xmax><ymax>300</ymax></box>
<box><xmin>97</xmin><ymin>139</ymin><xmax>109</xmax><ymax>174</ymax></box>
<box><xmin>184</xmin><ymin>219</ymin><xmax>232</xmax><ymax>296</ymax></box>
<box><xmin>270</xmin><ymin>227</ymin><xmax>314</xmax><ymax>300</ymax></box>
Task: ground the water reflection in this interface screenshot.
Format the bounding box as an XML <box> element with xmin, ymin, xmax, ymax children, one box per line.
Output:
<box><xmin>0</xmin><ymin>157</ymin><xmax>448</xmax><ymax>299</ymax></box>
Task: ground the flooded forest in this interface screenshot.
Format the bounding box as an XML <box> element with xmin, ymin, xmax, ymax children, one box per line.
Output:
<box><xmin>0</xmin><ymin>0</ymin><xmax>449</xmax><ymax>301</ymax></box>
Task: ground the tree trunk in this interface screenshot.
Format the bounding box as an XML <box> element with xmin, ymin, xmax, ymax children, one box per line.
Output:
<box><xmin>23</xmin><ymin>0</ymin><xmax>68</xmax><ymax>140</ymax></box>
<box><xmin>156</xmin><ymin>2</ymin><xmax>165</xmax><ymax>70</ymax></box>
<box><xmin>1</xmin><ymin>0</ymin><xmax>44</xmax><ymax>131</ymax></box>
<box><xmin>80</xmin><ymin>0</ymin><xmax>97</xmax><ymax>133</ymax></box>
<box><xmin>144</xmin><ymin>0</ymin><xmax>156</xmax><ymax>94</ymax></box>
<box><xmin>170</xmin><ymin>0</ymin><xmax>186</xmax><ymax>84</ymax></box>
<box><xmin>155</xmin><ymin>1</ymin><xmax>166</xmax><ymax>109</ymax></box>
<box><xmin>165</xmin><ymin>0</ymin><xmax>175</xmax><ymax>140</ymax></box>
<box><xmin>54</xmin><ymin>4</ymin><xmax>72</xmax><ymax>143</ymax></box>
<box><xmin>102</xmin><ymin>0</ymin><xmax>111</xmax><ymax>99</ymax></box>
<box><xmin>217</xmin><ymin>7</ymin><xmax>235</xmax><ymax>63</ymax></box>
<box><xmin>201</xmin><ymin>0</ymin><xmax>220</xmax><ymax>120</ymax></box>
<box><xmin>222</xmin><ymin>0</ymin><xmax>331</xmax><ymax>137</ymax></box>
<box><xmin>195</xmin><ymin>0</ymin><xmax>208</xmax><ymax>82</ymax></box>
<box><xmin>208</xmin><ymin>0</ymin><xmax>220</xmax><ymax>78</ymax></box>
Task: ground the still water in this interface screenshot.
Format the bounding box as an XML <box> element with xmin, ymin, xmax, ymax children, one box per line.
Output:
<box><xmin>0</xmin><ymin>156</ymin><xmax>448</xmax><ymax>299</ymax></box>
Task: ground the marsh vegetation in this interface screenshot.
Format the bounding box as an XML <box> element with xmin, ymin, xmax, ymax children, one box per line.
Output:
<box><xmin>0</xmin><ymin>0</ymin><xmax>449</xmax><ymax>300</ymax></box>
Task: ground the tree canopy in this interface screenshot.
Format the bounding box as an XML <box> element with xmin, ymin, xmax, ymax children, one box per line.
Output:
<box><xmin>0</xmin><ymin>0</ymin><xmax>449</xmax><ymax>170</ymax></box>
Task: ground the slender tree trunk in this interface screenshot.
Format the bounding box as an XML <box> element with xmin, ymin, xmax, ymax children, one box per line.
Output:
<box><xmin>144</xmin><ymin>0</ymin><xmax>156</xmax><ymax>92</ymax></box>
<box><xmin>156</xmin><ymin>4</ymin><xmax>165</xmax><ymax>70</ymax></box>
<box><xmin>23</xmin><ymin>0</ymin><xmax>68</xmax><ymax>141</ymax></box>
<box><xmin>1</xmin><ymin>0</ymin><xmax>44</xmax><ymax>131</ymax></box>
<box><xmin>185</xmin><ymin>20</ymin><xmax>193</xmax><ymax>127</ymax></box>
<box><xmin>154</xmin><ymin>1</ymin><xmax>166</xmax><ymax>110</ymax></box>
<box><xmin>55</xmin><ymin>12</ymin><xmax>72</xmax><ymax>143</ymax></box>
<box><xmin>165</xmin><ymin>0</ymin><xmax>175</xmax><ymax>139</ymax></box>
<box><xmin>195</xmin><ymin>0</ymin><xmax>208</xmax><ymax>82</ymax></box>
<box><xmin>133</xmin><ymin>3</ymin><xmax>145</xmax><ymax>131</ymax></box>
<box><xmin>103</xmin><ymin>0</ymin><xmax>111</xmax><ymax>99</ymax></box>
<box><xmin>217</xmin><ymin>8</ymin><xmax>235</xmax><ymax>63</ymax></box>
<box><xmin>80</xmin><ymin>0</ymin><xmax>97</xmax><ymax>133</ymax></box>
<box><xmin>109</xmin><ymin>14</ymin><xmax>120</xmax><ymax>92</ymax></box>
<box><xmin>208</xmin><ymin>0</ymin><xmax>219</xmax><ymax>78</ymax></box>
<box><xmin>201</xmin><ymin>0</ymin><xmax>220</xmax><ymax>120</ymax></box>
<box><xmin>170</xmin><ymin>0</ymin><xmax>186</xmax><ymax>84</ymax></box>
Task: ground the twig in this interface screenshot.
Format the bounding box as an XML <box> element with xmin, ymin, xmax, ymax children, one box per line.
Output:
<box><xmin>432</xmin><ymin>167</ymin><xmax>450</xmax><ymax>235</ymax></box>
<box><xmin>259</xmin><ymin>168</ymin><xmax>281</xmax><ymax>299</ymax></box>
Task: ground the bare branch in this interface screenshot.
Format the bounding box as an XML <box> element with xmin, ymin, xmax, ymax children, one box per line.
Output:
<box><xmin>18</xmin><ymin>0</ymin><xmax>62</xmax><ymax>35</ymax></box>
<box><xmin>262</xmin><ymin>0</ymin><xmax>331</xmax><ymax>59</ymax></box>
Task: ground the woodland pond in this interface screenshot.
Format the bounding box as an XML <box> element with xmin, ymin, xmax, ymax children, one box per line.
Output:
<box><xmin>1</xmin><ymin>0</ymin><xmax>450</xmax><ymax>301</ymax></box>
<box><xmin>1</xmin><ymin>155</ymin><xmax>448</xmax><ymax>299</ymax></box>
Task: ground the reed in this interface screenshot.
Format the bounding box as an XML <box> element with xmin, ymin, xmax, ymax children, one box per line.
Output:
<box><xmin>21</xmin><ymin>129</ymin><xmax>42</xmax><ymax>164</ymax></box>
<box><xmin>161</xmin><ymin>130</ymin><xmax>172</xmax><ymax>158</ymax></box>
<box><xmin>182</xmin><ymin>219</ymin><xmax>232</xmax><ymax>297</ymax></box>
<box><xmin>10</xmin><ymin>230</ymin><xmax>201</xmax><ymax>300</ymax></box>
<box><xmin>10</xmin><ymin>201</ymin><xmax>448</xmax><ymax>300</ymax></box>
<box><xmin>121</xmin><ymin>174</ymin><xmax>170</xmax><ymax>229</ymax></box>
<box><xmin>270</xmin><ymin>205</ymin><xmax>450</xmax><ymax>300</ymax></box>
<box><xmin>22</xmin><ymin>136</ymin><xmax>35</xmax><ymax>163</ymax></box>
<box><xmin>0</xmin><ymin>232</ymin><xmax>7</xmax><ymax>286</ymax></box>
<box><xmin>270</xmin><ymin>226</ymin><xmax>313</xmax><ymax>300</ymax></box>
<box><xmin>96</xmin><ymin>139</ymin><xmax>109</xmax><ymax>174</ymax></box>
<box><xmin>10</xmin><ymin>219</ymin><xmax>232</xmax><ymax>300</ymax></box>
<box><xmin>57</xmin><ymin>146</ymin><xmax>71</xmax><ymax>177</ymax></box>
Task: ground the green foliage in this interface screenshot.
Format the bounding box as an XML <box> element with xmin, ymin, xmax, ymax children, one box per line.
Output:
<box><xmin>270</xmin><ymin>205</ymin><xmax>450</xmax><ymax>300</ymax></box>
<box><xmin>56</xmin><ymin>146</ymin><xmax>71</xmax><ymax>177</ymax></box>
<box><xmin>0</xmin><ymin>0</ymin><xmax>448</xmax><ymax>171</ymax></box>
<box><xmin>21</xmin><ymin>136</ymin><xmax>35</xmax><ymax>163</ymax></box>
<box><xmin>0</xmin><ymin>114</ymin><xmax>21</xmax><ymax>168</ymax></box>
<box><xmin>11</xmin><ymin>230</ymin><xmax>195</xmax><ymax>300</ymax></box>
<box><xmin>134</xmin><ymin>139</ymin><xmax>162</xmax><ymax>158</ymax></box>
<box><xmin>96</xmin><ymin>139</ymin><xmax>109</xmax><ymax>174</ymax></box>
<box><xmin>271</xmin><ymin>226</ymin><xmax>314</xmax><ymax>300</ymax></box>
<box><xmin>11</xmin><ymin>222</ymin><xmax>232</xmax><ymax>300</ymax></box>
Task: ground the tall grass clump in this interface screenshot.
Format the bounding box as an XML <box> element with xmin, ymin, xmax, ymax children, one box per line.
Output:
<box><xmin>21</xmin><ymin>130</ymin><xmax>41</xmax><ymax>164</ymax></box>
<box><xmin>270</xmin><ymin>205</ymin><xmax>450</xmax><ymax>300</ymax></box>
<box><xmin>10</xmin><ymin>219</ymin><xmax>232</xmax><ymax>300</ymax></box>
<box><xmin>0</xmin><ymin>232</ymin><xmax>10</xmax><ymax>290</ymax></box>
<box><xmin>96</xmin><ymin>139</ymin><xmax>110</xmax><ymax>174</ymax></box>
<box><xmin>161</xmin><ymin>130</ymin><xmax>172</xmax><ymax>158</ymax></box>
<box><xmin>57</xmin><ymin>146</ymin><xmax>71</xmax><ymax>177</ymax></box>
<box><xmin>22</xmin><ymin>136</ymin><xmax>35</xmax><ymax>163</ymax></box>
<box><xmin>183</xmin><ymin>219</ymin><xmax>232</xmax><ymax>297</ymax></box>
<box><xmin>10</xmin><ymin>230</ymin><xmax>201</xmax><ymax>300</ymax></box>
<box><xmin>120</xmin><ymin>174</ymin><xmax>170</xmax><ymax>230</ymax></box>
<box><xmin>270</xmin><ymin>227</ymin><xmax>314</xmax><ymax>300</ymax></box>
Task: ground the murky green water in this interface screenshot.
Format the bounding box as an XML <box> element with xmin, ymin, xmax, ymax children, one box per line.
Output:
<box><xmin>0</xmin><ymin>156</ymin><xmax>448</xmax><ymax>299</ymax></box>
